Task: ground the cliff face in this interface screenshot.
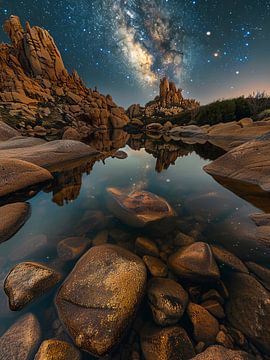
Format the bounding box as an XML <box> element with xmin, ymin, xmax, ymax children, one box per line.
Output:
<box><xmin>127</xmin><ymin>77</ymin><xmax>199</xmax><ymax>119</ymax></box>
<box><xmin>0</xmin><ymin>16</ymin><xmax>129</xmax><ymax>138</ymax></box>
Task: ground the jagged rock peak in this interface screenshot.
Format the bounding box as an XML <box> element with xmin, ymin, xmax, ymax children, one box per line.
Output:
<box><xmin>4</xmin><ymin>15</ymin><xmax>67</xmax><ymax>81</ymax></box>
<box><xmin>159</xmin><ymin>77</ymin><xmax>184</xmax><ymax>108</ymax></box>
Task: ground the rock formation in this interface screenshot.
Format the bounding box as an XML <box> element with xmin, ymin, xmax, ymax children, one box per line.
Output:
<box><xmin>0</xmin><ymin>16</ymin><xmax>129</xmax><ymax>138</ymax></box>
<box><xmin>127</xmin><ymin>76</ymin><xmax>199</xmax><ymax>119</ymax></box>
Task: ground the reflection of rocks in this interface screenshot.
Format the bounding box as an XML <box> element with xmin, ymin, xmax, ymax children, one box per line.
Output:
<box><xmin>0</xmin><ymin>202</ymin><xmax>30</xmax><ymax>243</ymax></box>
<box><xmin>141</xmin><ymin>324</ymin><xmax>195</xmax><ymax>360</ymax></box>
<box><xmin>4</xmin><ymin>262</ymin><xmax>61</xmax><ymax>310</ymax></box>
<box><xmin>56</xmin><ymin>245</ymin><xmax>146</xmax><ymax>357</ymax></box>
<box><xmin>106</xmin><ymin>187</ymin><xmax>175</xmax><ymax>227</ymax></box>
<box><xmin>0</xmin><ymin>313</ymin><xmax>41</xmax><ymax>360</ymax></box>
<box><xmin>226</xmin><ymin>273</ymin><xmax>270</xmax><ymax>354</ymax></box>
<box><xmin>34</xmin><ymin>339</ymin><xmax>81</xmax><ymax>360</ymax></box>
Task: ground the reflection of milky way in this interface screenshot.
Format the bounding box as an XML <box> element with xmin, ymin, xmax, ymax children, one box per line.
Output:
<box><xmin>106</xmin><ymin>0</ymin><xmax>188</xmax><ymax>86</ymax></box>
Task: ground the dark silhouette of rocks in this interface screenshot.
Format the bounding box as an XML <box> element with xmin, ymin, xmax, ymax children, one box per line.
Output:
<box><xmin>127</xmin><ymin>77</ymin><xmax>199</xmax><ymax>119</ymax></box>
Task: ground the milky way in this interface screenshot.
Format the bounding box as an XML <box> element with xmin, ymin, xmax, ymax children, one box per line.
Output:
<box><xmin>106</xmin><ymin>0</ymin><xmax>191</xmax><ymax>87</ymax></box>
<box><xmin>0</xmin><ymin>0</ymin><xmax>270</xmax><ymax>106</ymax></box>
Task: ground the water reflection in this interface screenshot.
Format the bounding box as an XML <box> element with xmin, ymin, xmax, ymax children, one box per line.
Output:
<box><xmin>1</xmin><ymin>129</ymin><xmax>270</xmax><ymax>359</ymax></box>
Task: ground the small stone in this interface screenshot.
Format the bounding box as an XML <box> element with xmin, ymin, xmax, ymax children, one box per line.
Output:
<box><xmin>174</xmin><ymin>232</ymin><xmax>195</xmax><ymax>247</ymax></box>
<box><xmin>4</xmin><ymin>262</ymin><xmax>61</xmax><ymax>311</ymax></box>
<box><xmin>92</xmin><ymin>230</ymin><xmax>108</xmax><ymax>246</ymax></box>
<box><xmin>141</xmin><ymin>324</ymin><xmax>195</xmax><ymax>360</ymax></box>
<box><xmin>201</xmin><ymin>300</ymin><xmax>225</xmax><ymax>319</ymax></box>
<box><xmin>168</xmin><ymin>242</ymin><xmax>220</xmax><ymax>282</ymax></box>
<box><xmin>34</xmin><ymin>339</ymin><xmax>81</xmax><ymax>360</ymax></box>
<box><xmin>143</xmin><ymin>256</ymin><xmax>168</xmax><ymax>277</ymax></box>
<box><xmin>0</xmin><ymin>313</ymin><xmax>41</xmax><ymax>360</ymax></box>
<box><xmin>187</xmin><ymin>303</ymin><xmax>219</xmax><ymax>343</ymax></box>
<box><xmin>216</xmin><ymin>330</ymin><xmax>234</xmax><ymax>349</ymax></box>
<box><xmin>191</xmin><ymin>345</ymin><xmax>255</xmax><ymax>359</ymax></box>
<box><xmin>135</xmin><ymin>237</ymin><xmax>159</xmax><ymax>257</ymax></box>
<box><xmin>201</xmin><ymin>289</ymin><xmax>225</xmax><ymax>305</ymax></box>
<box><xmin>57</xmin><ymin>237</ymin><xmax>89</xmax><ymax>261</ymax></box>
<box><xmin>246</xmin><ymin>261</ymin><xmax>270</xmax><ymax>291</ymax></box>
<box><xmin>147</xmin><ymin>278</ymin><xmax>188</xmax><ymax>326</ymax></box>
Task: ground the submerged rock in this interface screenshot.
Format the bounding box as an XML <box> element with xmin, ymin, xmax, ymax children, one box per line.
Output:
<box><xmin>135</xmin><ymin>237</ymin><xmax>159</xmax><ymax>257</ymax></box>
<box><xmin>34</xmin><ymin>339</ymin><xmax>81</xmax><ymax>360</ymax></box>
<box><xmin>143</xmin><ymin>256</ymin><xmax>168</xmax><ymax>277</ymax></box>
<box><xmin>0</xmin><ymin>158</ymin><xmax>53</xmax><ymax>197</ymax></box>
<box><xmin>56</xmin><ymin>244</ymin><xmax>147</xmax><ymax>357</ymax></box>
<box><xmin>0</xmin><ymin>202</ymin><xmax>31</xmax><ymax>243</ymax></box>
<box><xmin>211</xmin><ymin>245</ymin><xmax>249</xmax><ymax>273</ymax></box>
<box><xmin>191</xmin><ymin>345</ymin><xmax>255</xmax><ymax>359</ymax></box>
<box><xmin>141</xmin><ymin>324</ymin><xmax>195</xmax><ymax>360</ymax></box>
<box><xmin>147</xmin><ymin>278</ymin><xmax>188</xmax><ymax>326</ymax></box>
<box><xmin>57</xmin><ymin>237</ymin><xmax>89</xmax><ymax>261</ymax></box>
<box><xmin>187</xmin><ymin>303</ymin><xmax>219</xmax><ymax>343</ymax></box>
<box><xmin>246</xmin><ymin>261</ymin><xmax>270</xmax><ymax>290</ymax></box>
<box><xmin>0</xmin><ymin>313</ymin><xmax>41</xmax><ymax>360</ymax></box>
<box><xmin>4</xmin><ymin>262</ymin><xmax>61</xmax><ymax>310</ymax></box>
<box><xmin>226</xmin><ymin>272</ymin><xmax>270</xmax><ymax>354</ymax></box>
<box><xmin>106</xmin><ymin>187</ymin><xmax>174</xmax><ymax>227</ymax></box>
<box><xmin>168</xmin><ymin>242</ymin><xmax>220</xmax><ymax>282</ymax></box>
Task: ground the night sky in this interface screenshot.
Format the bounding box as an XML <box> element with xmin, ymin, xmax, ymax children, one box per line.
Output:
<box><xmin>0</xmin><ymin>0</ymin><xmax>270</xmax><ymax>107</ymax></box>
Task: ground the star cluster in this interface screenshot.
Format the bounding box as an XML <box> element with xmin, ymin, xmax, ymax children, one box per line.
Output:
<box><xmin>0</xmin><ymin>0</ymin><xmax>270</xmax><ymax>106</ymax></box>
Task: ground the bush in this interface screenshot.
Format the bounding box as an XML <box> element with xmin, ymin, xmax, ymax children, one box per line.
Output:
<box><xmin>169</xmin><ymin>94</ymin><xmax>270</xmax><ymax>126</ymax></box>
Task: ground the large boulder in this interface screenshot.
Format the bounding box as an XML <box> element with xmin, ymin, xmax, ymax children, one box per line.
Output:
<box><xmin>4</xmin><ymin>262</ymin><xmax>61</xmax><ymax>310</ymax></box>
<box><xmin>56</xmin><ymin>244</ymin><xmax>147</xmax><ymax>357</ymax></box>
<box><xmin>168</xmin><ymin>242</ymin><xmax>220</xmax><ymax>282</ymax></box>
<box><xmin>0</xmin><ymin>140</ymin><xmax>99</xmax><ymax>171</ymax></box>
<box><xmin>0</xmin><ymin>202</ymin><xmax>31</xmax><ymax>243</ymax></box>
<box><xmin>141</xmin><ymin>324</ymin><xmax>195</xmax><ymax>360</ymax></box>
<box><xmin>0</xmin><ymin>121</ymin><xmax>19</xmax><ymax>141</ymax></box>
<box><xmin>226</xmin><ymin>273</ymin><xmax>270</xmax><ymax>354</ymax></box>
<box><xmin>0</xmin><ymin>313</ymin><xmax>41</xmax><ymax>360</ymax></box>
<box><xmin>204</xmin><ymin>133</ymin><xmax>270</xmax><ymax>191</ymax></box>
<box><xmin>191</xmin><ymin>345</ymin><xmax>255</xmax><ymax>359</ymax></box>
<box><xmin>0</xmin><ymin>136</ymin><xmax>45</xmax><ymax>150</ymax></box>
<box><xmin>0</xmin><ymin>159</ymin><xmax>52</xmax><ymax>197</ymax></box>
<box><xmin>34</xmin><ymin>339</ymin><xmax>81</xmax><ymax>360</ymax></box>
<box><xmin>106</xmin><ymin>187</ymin><xmax>174</xmax><ymax>227</ymax></box>
<box><xmin>147</xmin><ymin>278</ymin><xmax>188</xmax><ymax>326</ymax></box>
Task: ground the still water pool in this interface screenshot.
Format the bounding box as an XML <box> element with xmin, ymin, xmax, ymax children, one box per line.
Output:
<box><xmin>1</xmin><ymin>134</ymin><xmax>269</xmax><ymax>359</ymax></box>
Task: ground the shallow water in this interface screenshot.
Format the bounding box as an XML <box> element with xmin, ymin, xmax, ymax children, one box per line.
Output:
<box><xmin>1</xmin><ymin>132</ymin><xmax>270</xmax><ymax>359</ymax></box>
